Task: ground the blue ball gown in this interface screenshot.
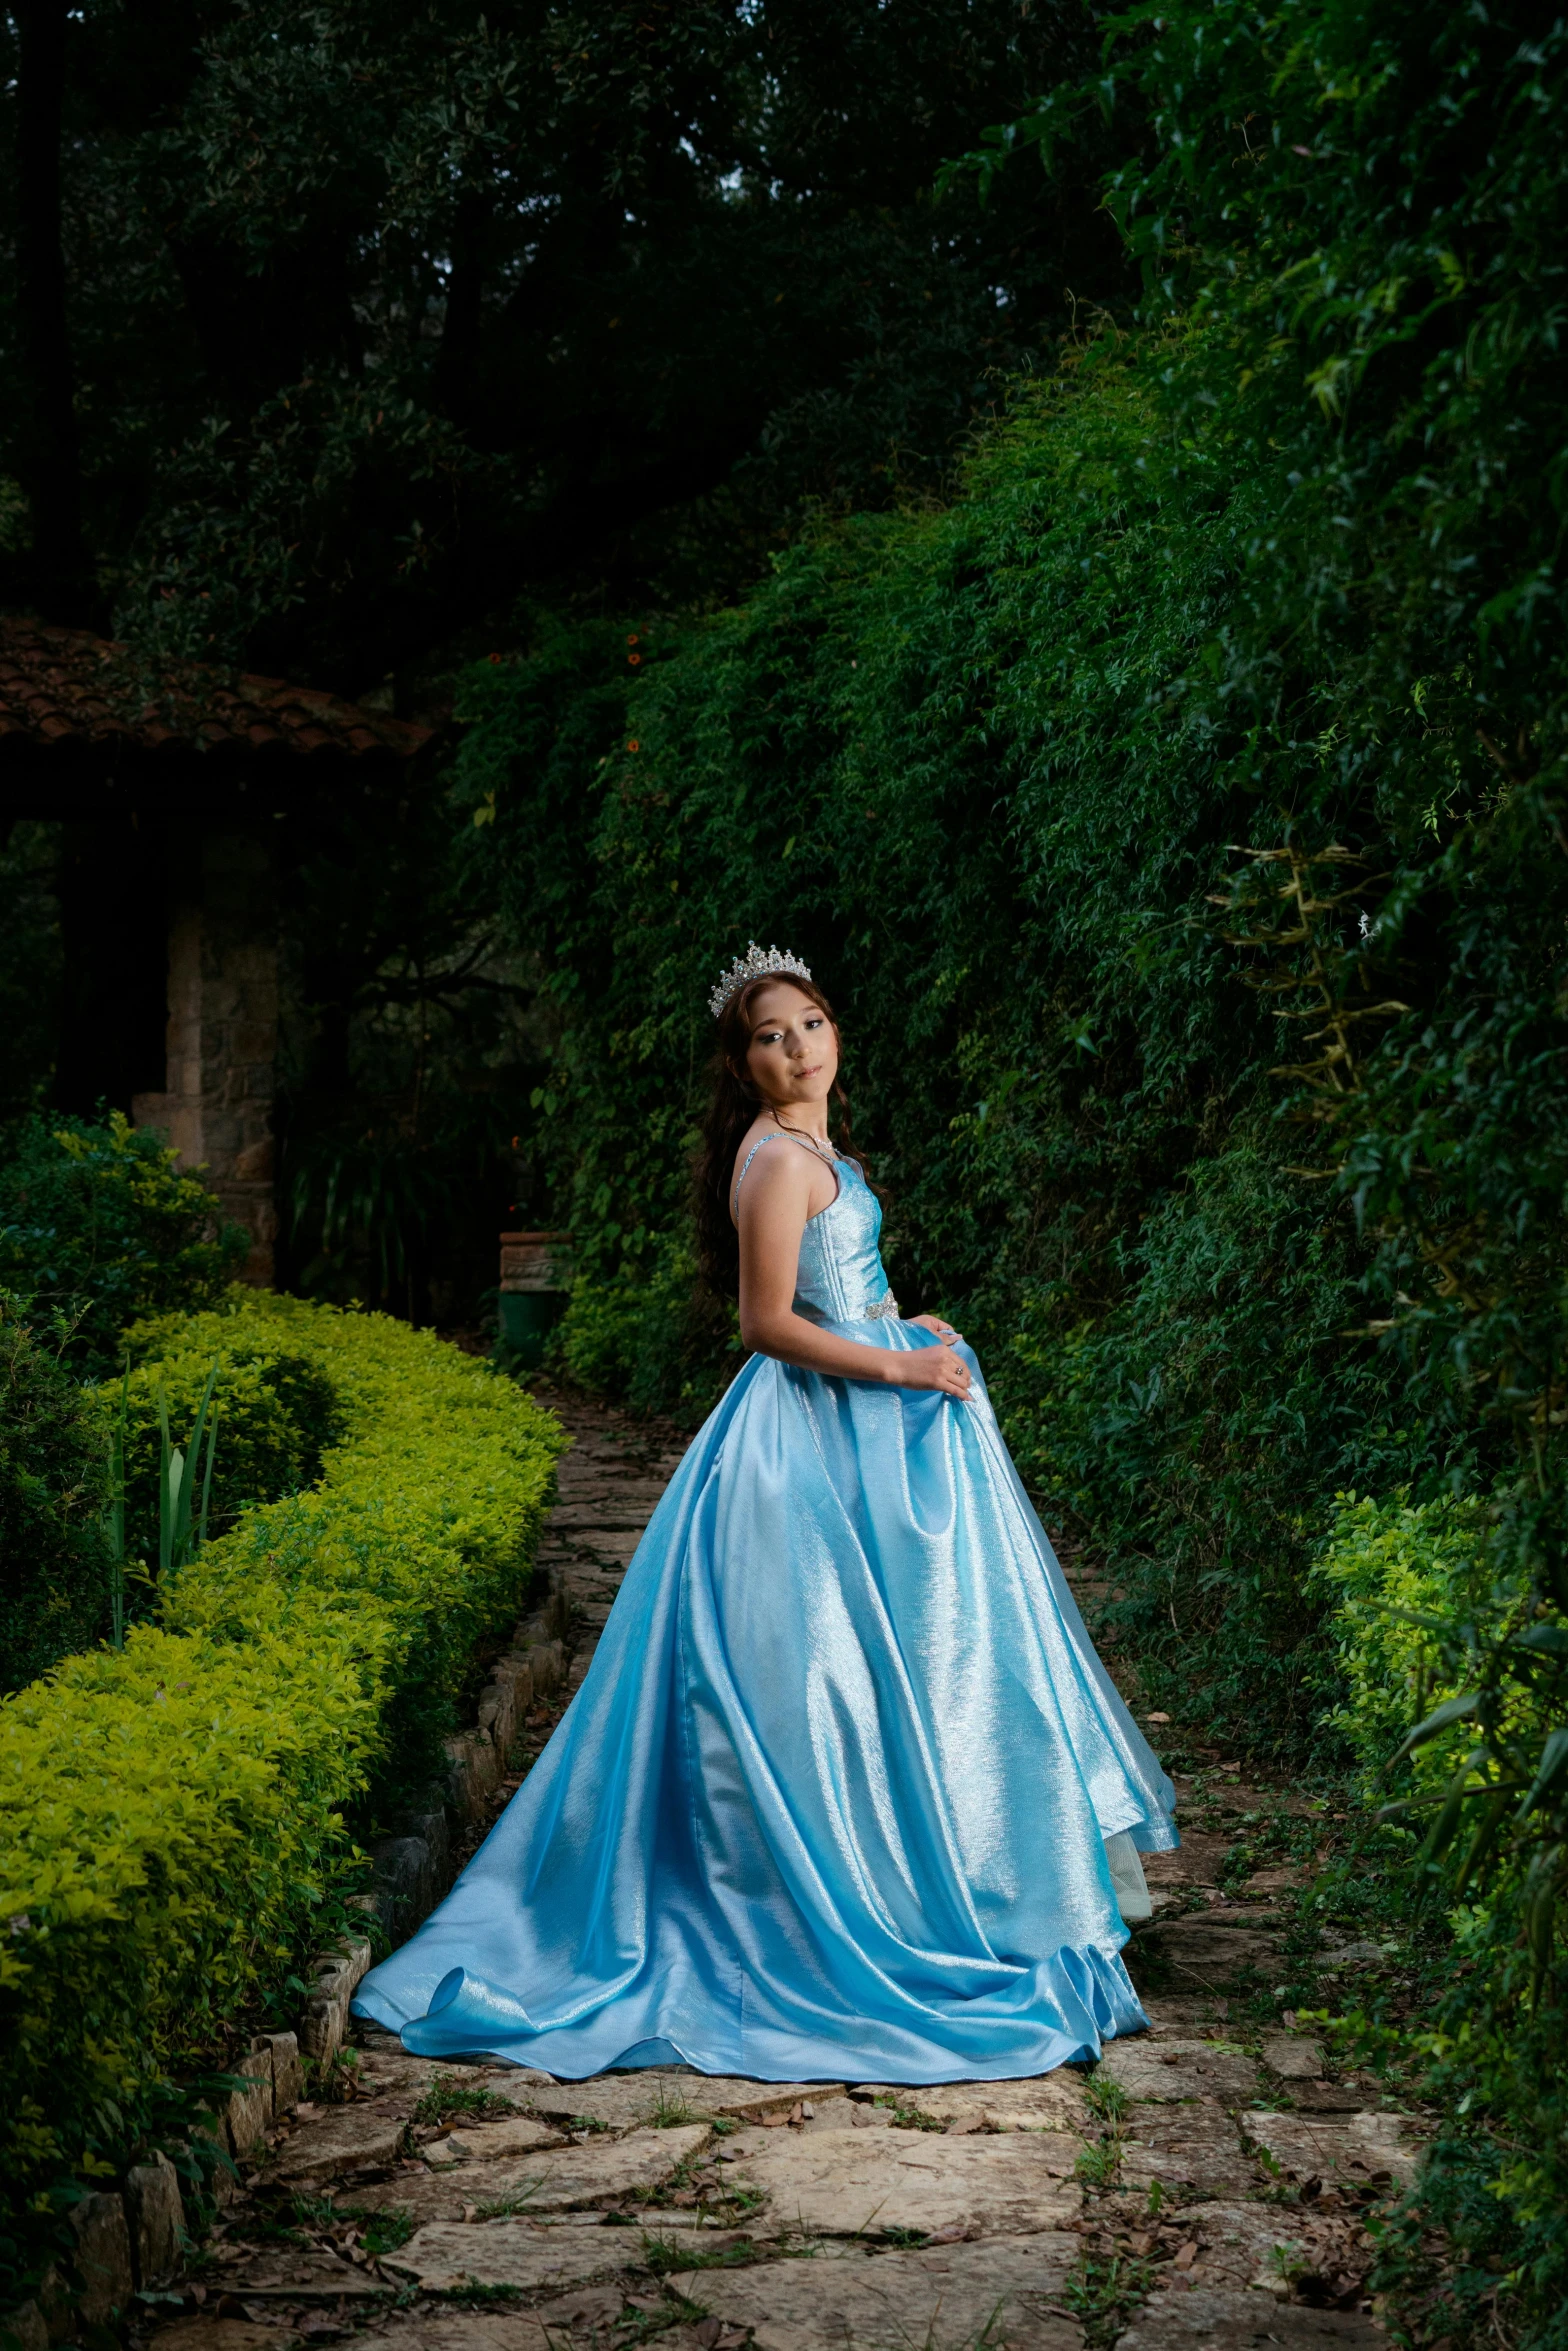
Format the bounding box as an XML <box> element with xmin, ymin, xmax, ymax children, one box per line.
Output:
<box><xmin>354</xmin><ymin>1141</ymin><xmax>1178</xmax><ymax>2083</ymax></box>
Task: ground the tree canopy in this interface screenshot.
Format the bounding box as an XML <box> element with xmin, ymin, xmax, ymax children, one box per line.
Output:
<box><xmin>2</xmin><ymin>0</ymin><xmax>1119</xmax><ymax>683</ymax></box>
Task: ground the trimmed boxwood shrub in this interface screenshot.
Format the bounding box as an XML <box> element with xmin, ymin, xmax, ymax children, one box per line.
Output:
<box><xmin>0</xmin><ymin>1291</ymin><xmax>564</xmax><ymax>2304</ymax></box>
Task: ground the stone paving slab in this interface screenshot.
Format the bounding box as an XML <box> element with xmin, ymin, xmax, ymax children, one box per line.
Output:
<box><xmin>1134</xmin><ymin>1918</ymin><xmax>1282</xmax><ymax>1988</ymax></box>
<box><xmin>352</xmin><ymin>2055</ymin><xmax>491</xmax><ymax>2097</ymax></box>
<box><xmin>269</xmin><ymin>2107</ymin><xmax>409</xmax><ymax>2184</ymax></box>
<box><xmin>425</xmin><ymin>2113</ymin><xmax>565</xmax><ymax>2164</ymax></box>
<box><xmin>362</xmin><ymin>2316</ymin><xmax>551</xmax><ymax>2351</ymax></box>
<box><xmin>1159</xmin><ymin>2198</ymin><xmax>1366</xmax><ymax>2295</ymax></box>
<box><xmin>1262</xmin><ymin>2037</ymin><xmax>1326</xmax><ymax>2080</ymax></box>
<box><xmin>212</xmin><ymin>2242</ymin><xmax>397</xmax><ymax>2299</ymax></box>
<box><xmin>514</xmin><ymin>2070</ymin><xmax>849</xmax><ymax>2130</ymax></box>
<box><xmin>549</xmin><ymin>1502</ymin><xmax>671</xmax><ymax>1525</ymax></box>
<box><xmin>570</xmin><ymin>1532</ymin><xmax>647</xmax><ymax>1562</ymax></box>
<box><xmin>1136</xmin><ymin>1997</ymin><xmax>1233</xmax><ymax>2038</ymax></box>
<box><xmin>1288</xmin><ymin>2084</ymin><xmax>1377</xmax><ymax>2116</ymax></box>
<box><xmin>669</xmin><ymin>2234</ymin><xmax>1084</xmax><ymax>2351</ymax></box>
<box><xmin>874</xmin><ymin>2076</ymin><xmax>1091</xmax><ymax>2133</ymax></box>
<box><xmin>1161</xmin><ymin>2201</ymin><xmax>1312</xmax><ymax>2292</ymax></box>
<box><xmin>1113</xmin><ymin>2289</ymin><xmax>1385</xmax><ymax>2347</ymax></box>
<box><xmin>1097</xmin><ymin>2038</ymin><xmax>1259</xmax><ymax>2105</ymax></box>
<box><xmin>387</xmin><ymin>2216</ymin><xmax>641</xmax><ymax>2292</ymax></box>
<box><xmin>150</xmin><ymin>2325</ymin><xmax>303</xmax><ymax>2351</ymax></box>
<box><xmin>344</xmin><ymin>2123</ymin><xmax>710</xmax><ymax>2223</ymax></box>
<box><xmin>533</xmin><ymin>2283</ymin><xmax>628</xmax><ymax>2334</ymax></box>
<box><xmin>1140</xmin><ymin>1835</ymin><xmax>1234</xmax><ymax>1888</ymax></box>
<box><xmin>1243</xmin><ymin>2110</ymin><xmax>1420</xmax><ymax>2190</ymax></box>
<box><xmin>727</xmin><ymin>2124</ymin><xmax>1082</xmax><ymax>2238</ymax></box>
<box><xmin>1119</xmin><ymin>2105</ymin><xmax>1262</xmax><ymax>2198</ymax></box>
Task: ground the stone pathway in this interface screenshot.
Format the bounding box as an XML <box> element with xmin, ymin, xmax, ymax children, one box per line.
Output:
<box><xmin>137</xmin><ymin>1387</ymin><xmax>1421</xmax><ymax>2351</ymax></box>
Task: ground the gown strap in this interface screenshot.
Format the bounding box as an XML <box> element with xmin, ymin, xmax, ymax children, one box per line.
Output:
<box><xmin>731</xmin><ymin>1130</ymin><xmax>830</xmax><ymax>1221</ymax></box>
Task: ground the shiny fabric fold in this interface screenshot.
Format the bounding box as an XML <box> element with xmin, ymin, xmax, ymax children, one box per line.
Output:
<box><xmin>355</xmin><ymin>1163</ymin><xmax>1177</xmax><ymax>2082</ymax></box>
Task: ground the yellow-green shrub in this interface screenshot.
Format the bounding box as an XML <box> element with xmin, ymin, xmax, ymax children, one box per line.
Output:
<box><xmin>0</xmin><ymin>1291</ymin><xmax>563</xmax><ymax>2256</ymax></box>
<box><xmin>0</xmin><ymin>1610</ymin><xmax>375</xmax><ymax>2190</ymax></box>
<box><xmin>1312</xmin><ymin>1490</ymin><xmax>1492</xmax><ymax>1792</ymax></box>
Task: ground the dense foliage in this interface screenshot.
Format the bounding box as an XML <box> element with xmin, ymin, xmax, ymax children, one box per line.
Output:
<box><xmin>0</xmin><ymin>0</ymin><xmax>1120</xmax><ymax>678</ymax></box>
<box><xmin>457</xmin><ymin>0</ymin><xmax>1567</xmax><ymax>1702</ymax></box>
<box><xmin>271</xmin><ymin>762</ymin><xmax>548</xmax><ymax>1320</ymax></box>
<box><xmin>0</xmin><ymin>1290</ymin><xmax>563</xmax><ymax>2312</ymax></box>
<box><xmin>0</xmin><ymin>826</ymin><xmax>62</xmax><ymax>1124</ymax></box>
<box><xmin>0</xmin><ymin>1112</ymin><xmax>248</xmax><ymax>1373</ymax></box>
<box><xmin>0</xmin><ymin>1291</ymin><xmax>110</xmax><ymax>1692</ymax></box>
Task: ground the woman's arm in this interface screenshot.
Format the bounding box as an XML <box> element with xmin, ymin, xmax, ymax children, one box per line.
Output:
<box><xmin>736</xmin><ymin>1147</ymin><xmax>971</xmax><ymax>1398</ymax></box>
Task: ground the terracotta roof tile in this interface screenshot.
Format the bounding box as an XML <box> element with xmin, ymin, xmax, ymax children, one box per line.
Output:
<box><xmin>0</xmin><ymin>616</ymin><xmax>432</xmax><ymax>762</ymax></box>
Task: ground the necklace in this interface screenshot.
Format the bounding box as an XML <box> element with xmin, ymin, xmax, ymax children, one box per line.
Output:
<box><xmin>768</xmin><ymin>1111</ymin><xmax>837</xmax><ymax>1163</ymax></box>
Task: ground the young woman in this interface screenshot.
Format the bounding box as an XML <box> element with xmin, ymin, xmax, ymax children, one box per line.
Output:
<box><xmin>355</xmin><ymin>945</ymin><xmax>1177</xmax><ymax>2082</ymax></box>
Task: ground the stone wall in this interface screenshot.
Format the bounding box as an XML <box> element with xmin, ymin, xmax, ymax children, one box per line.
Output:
<box><xmin>131</xmin><ymin>827</ymin><xmax>278</xmax><ymax>1284</ymax></box>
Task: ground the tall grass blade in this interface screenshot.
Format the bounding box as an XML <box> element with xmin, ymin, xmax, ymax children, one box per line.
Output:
<box><xmin>163</xmin><ymin>1357</ymin><xmax>223</xmax><ymax>1580</ymax></box>
<box><xmin>197</xmin><ymin>1401</ymin><xmax>220</xmax><ymax>1553</ymax></box>
<box><xmin>102</xmin><ymin>1361</ymin><xmax>130</xmax><ymax>1649</ymax></box>
<box><xmin>157</xmin><ymin>1382</ymin><xmax>174</xmax><ymax>1581</ymax></box>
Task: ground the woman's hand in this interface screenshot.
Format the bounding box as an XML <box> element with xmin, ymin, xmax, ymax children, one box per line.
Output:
<box><xmin>907</xmin><ymin>1311</ymin><xmax>963</xmax><ymax>1345</ymax></box>
<box><xmin>890</xmin><ymin>1340</ymin><xmax>973</xmax><ymax>1399</ymax></box>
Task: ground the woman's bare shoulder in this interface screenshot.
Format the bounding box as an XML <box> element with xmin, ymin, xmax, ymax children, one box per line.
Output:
<box><xmin>732</xmin><ymin>1123</ymin><xmax>795</xmax><ymax>1191</ymax></box>
<box><xmin>730</xmin><ymin>1126</ymin><xmax>822</xmax><ymax>1219</ymax></box>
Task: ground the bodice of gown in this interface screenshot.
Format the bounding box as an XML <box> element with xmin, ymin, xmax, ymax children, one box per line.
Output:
<box><xmin>792</xmin><ymin>1158</ymin><xmax>898</xmax><ymax>1325</ymax></box>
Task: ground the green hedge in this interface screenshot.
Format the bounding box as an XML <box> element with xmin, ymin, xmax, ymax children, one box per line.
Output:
<box><xmin>456</xmin><ymin>0</ymin><xmax>1566</xmax><ymax>1765</ymax></box>
<box><xmin>0</xmin><ymin>1292</ymin><xmax>564</xmax><ymax>2286</ymax></box>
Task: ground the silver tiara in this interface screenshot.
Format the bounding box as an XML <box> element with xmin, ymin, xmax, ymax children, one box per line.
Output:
<box><xmin>708</xmin><ymin>941</ymin><xmax>814</xmax><ymax>1020</ymax></box>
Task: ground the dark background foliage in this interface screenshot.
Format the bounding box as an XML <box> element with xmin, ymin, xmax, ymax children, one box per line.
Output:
<box><xmin>1</xmin><ymin>0</ymin><xmax>1120</xmax><ymax>676</ymax></box>
<box><xmin>0</xmin><ymin>0</ymin><xmax>1129</xmax><ymax>1319</ymax></box>
<box><xmin>0</xmin><ymin>1111</ymin><xmax>247</xmax><ymax>1373</ymax></box>
<box><xmin>0</xmin><ymin>1290</ymin><xmax>111</xmax><ymax>1690</ymax></box>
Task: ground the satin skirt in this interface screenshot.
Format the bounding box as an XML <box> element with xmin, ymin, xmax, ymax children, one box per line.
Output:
<box><xmin>353</xmin><ymin>1322</ymin><xmax>1178</xmax><ymax>2083</ymax></box>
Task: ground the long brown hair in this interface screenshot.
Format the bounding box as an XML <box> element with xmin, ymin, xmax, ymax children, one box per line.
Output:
<box><xmin>693</xmin><ymin>971</ymin><xmax>858</xmax><ymax>1296</ymax></box>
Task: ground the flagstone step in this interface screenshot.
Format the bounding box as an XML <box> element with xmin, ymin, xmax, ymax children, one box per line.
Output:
<box><xmin>386</xmin><ymin>2217</ymin><xmax>644</xmax><ymax>2294</ymax></box>
<box><xmin>666</xmin><ymin>2232</ymin><xmax>1084</xmax><ymax>2351</ymax></box>
<box><xmin>344</xmin><ymin>2123</ymin><xmax>711</xmax><ymax>2227</ymax></box>
<box><xmin>717</xmin><ymin>2123</ymin><xmax>1084</xmax><ymax>2238</ymax></box>
<box><xmin>1096</xmin><ymin>2037</ymin><xmax>1260</xmax><ymax>2105</ymax></box>
<box><xmin>1114</xmin><ymin>2291</ymin><xmax>1385</xmax><ymax>2348</ymax></box>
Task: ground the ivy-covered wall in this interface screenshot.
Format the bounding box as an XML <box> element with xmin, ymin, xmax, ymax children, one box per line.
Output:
<box><xmin>455</xmin><ymin>0</ymin><xmax>1568</xmax><ymax>1731</ymax></box>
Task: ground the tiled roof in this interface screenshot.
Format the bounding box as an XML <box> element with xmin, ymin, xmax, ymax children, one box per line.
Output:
<box><xmin>0</xmin><ymin>617</ymin><xmax>431</xmax><ymax>761</ymax></box>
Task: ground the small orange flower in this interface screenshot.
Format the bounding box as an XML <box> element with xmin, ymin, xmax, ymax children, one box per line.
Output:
<box><xmin>627</xmin><ymin>739</ymin><xmax>641</xmax><ymax>753</ymax></box>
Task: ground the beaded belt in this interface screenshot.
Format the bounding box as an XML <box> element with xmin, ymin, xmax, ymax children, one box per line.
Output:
<box><xmin>864</xmin><ymin>1294</ymin><xmax>901</xmax><ymax>1321</ymax></box>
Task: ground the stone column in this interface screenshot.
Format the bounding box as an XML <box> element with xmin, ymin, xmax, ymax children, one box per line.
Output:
<box><xmin>131</xmin><ymin>827</ymin><xmax>278</xmax><ymax>1285</ymax></box>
